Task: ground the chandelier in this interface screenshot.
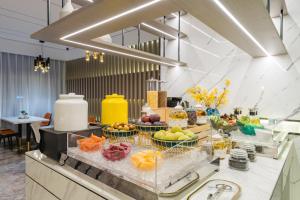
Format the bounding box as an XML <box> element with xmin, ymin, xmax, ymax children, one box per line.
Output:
<box><xmin>85</xmin><ymin>34</ymin><xmax>111</xmax><ymax>63</ymax></box>
<box><xmin>34</xmin><ymin>56</ymin><xmax>50</xmax><ymax>73</ymax></box>
<box><xmin>85</xmin><ymin>51</ymin><xmax>105</xmax><ymax>63</ymax></box>
<box><xmin>34</xmin><ymin>41</ymin><xmax>50</xmax><ymax>73</ymax></box>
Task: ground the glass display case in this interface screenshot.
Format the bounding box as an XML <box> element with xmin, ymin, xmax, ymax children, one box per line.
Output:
<box><xmin>66</xmin><ymin>129</ymin><xmax>218</xmax><ymax>198</ymax></box>
<box><xmin>231</xmin><ymin>120</ymin><xmax>289</xmax><ymax>159</ymax></box>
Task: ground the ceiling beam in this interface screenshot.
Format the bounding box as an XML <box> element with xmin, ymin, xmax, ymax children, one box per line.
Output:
<box><xmin>31</xmin><ymin>0</ymin><xmax>186</xmax><ymax>67</ymax></box>
<box><xmin>174</xmin><ymin>0</ymin><xmax>287</xmax><ymax>57</ymax></box>
<box><xmin>140</xmin><ymin>20</ymin><xmax>187</xmax><ymax>40</ymax></box>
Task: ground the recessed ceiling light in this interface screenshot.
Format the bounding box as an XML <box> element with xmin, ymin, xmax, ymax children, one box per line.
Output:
<box><xmin>213</xmin><ymin>0</ymin><xmax>270</xmax><ymax>56</ymax></box>
<box><xmin>61</xmin><ymin>0</ymin><xmax>162</xmax><ymax>40</ymax></box>
<box><xmin>64</xmin><ymin>39</ymin><xmax>180</xmax><ymax>67</ymax></box>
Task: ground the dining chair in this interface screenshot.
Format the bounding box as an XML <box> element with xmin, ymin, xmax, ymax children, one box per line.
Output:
<box><xmin>29</xmin><ymin>112</ymin><xmax>51</xmax><ymax>150</ymax></box>
<box><xmin>0</xmin><ymin>128</ymin><xmax>18</xmax><ymax>149</ymax></box>
<box><xmin>40</xmin><ymin>112</ymin><xmax>52</xmax><ymax>127</ymax></box>
<box><xmin>88</xmin><ymin>115</ymin><xmax>96</xmax><ymax>123</ymax></box>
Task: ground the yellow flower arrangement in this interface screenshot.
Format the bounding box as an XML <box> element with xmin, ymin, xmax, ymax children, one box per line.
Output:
<box><xmin>186</xmin><ymin>79</ymin><xmax>231</xmax><ymax>109</ymax></box>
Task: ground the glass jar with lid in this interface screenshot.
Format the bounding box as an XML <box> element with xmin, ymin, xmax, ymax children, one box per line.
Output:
<box><xmin>212</xmin><ymin>133</ymin><xmax>227</xmax><ymax>159</ymax></box>
<box><xmin>234</xmin><ymin>107</ymin><xmax>242</xmax><ymax>117</ymax></box>
<box><xmin>249</xmin><ymin>107</ymin><xmax>260</xmax><ymax>125</ymax></box>
<box><xmin>146</xmin><ymin>78</ymin><xmax>167</xmax><ymax>109</ymax></box>
<box><xmin>141</xmin><ymin>103</ymin><xmax>154</xmax><ymax>117</ymax></box>
<box><xmin>249</xmin><ymin>107</ymin><xmax>258</xmax><ymax>116</ymax></box>
<box><xmin>194</xmin><ymin>104</ymin><xmax>207</xmax><ymax>124</ymax></box>
<box><xmin>186</xmin><ymin>107</ymin><xmax>197</xmax><ymax>126</ymax></box>
<box><xmin>146</xmin><ymin>78</ymin><xmax>159</xmax><ymax>109</ymax></box>
<box><xmin>169</xmin><ymin>103</ymin><xmax>188</xmax><ymax>128</ymax></box>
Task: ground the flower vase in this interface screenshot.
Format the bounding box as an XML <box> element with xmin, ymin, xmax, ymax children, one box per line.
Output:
<box><xmin>206</xmin><ymin>107</ymin><xmax>220</xmax><ymax>116</ymax></box>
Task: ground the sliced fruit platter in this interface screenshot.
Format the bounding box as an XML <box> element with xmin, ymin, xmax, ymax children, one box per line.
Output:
<box><xmin>209</xmin><ymin>114</ymin><xmax>238</xmax><ymax>132</ymax></box>
<box><xmin>103</xmin><ymin>122</ymin><xmax>138</xmax><ymax>137</ymax></box>
<box><xmin>151</xmin><ymin>126</ymin><xmax>199</xmax><ymax>148</ymax></box>
<box><xmin>102</xmin><ymin>143</ymin><xmax>131</xmax><ymax>161</ymax></box>
<box><xmin>78</xmin><ymin>134</ymin><xmax>106</xmax><ymax>152</ymax></box>
<box><xmin>131</xmin><ymin>150</ymin><xmax>162</xmax><ymax>171</ymax></box>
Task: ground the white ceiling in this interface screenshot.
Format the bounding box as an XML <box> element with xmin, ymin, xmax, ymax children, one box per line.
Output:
<box><xmin>0</xmin><ymin>0</ymin><xmax>84</xmax><ymax>60</ymax></box>
<box><xmin>1</xmin><ymin>0</ymin><xmax>289</xmax><ymax>61</ymax></box>
<box><xmin>0</xmin><ymin>0</ymin><xmax>158</xmax><ymax>60</ymax></box>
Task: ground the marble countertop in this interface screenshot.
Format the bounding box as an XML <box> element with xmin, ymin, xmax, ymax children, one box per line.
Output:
<box><xmin>205</xmin><ymin>144</ymin><xmax>292</xmax><ymax>200</ymax></box>
<box><xmin>26</xmin><ymin>139</ymin><xmax>294</xmax><ymax>200</ymax></box>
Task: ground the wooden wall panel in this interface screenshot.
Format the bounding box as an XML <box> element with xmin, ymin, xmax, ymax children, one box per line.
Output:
<box><xmin>66</xmin><ymin>40</ymin><xmax>160</xmax><ymax>121</ymax></box>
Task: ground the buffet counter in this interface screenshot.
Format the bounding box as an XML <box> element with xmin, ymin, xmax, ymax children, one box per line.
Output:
<box><xmin>25</xmin><ymin>137</ymin><xmax>300</xmax><ymax>200</ymax></box>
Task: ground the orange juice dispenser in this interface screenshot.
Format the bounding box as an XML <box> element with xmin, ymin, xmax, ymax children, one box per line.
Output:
<box><xmin>146</xmin><ymin>78</ymin><xmax>167</xmax><ymax>109</ymax></box>
<box><xmin>101</xmin><ymin>94</ymin><xmax>128</xmax><ymax>125</ymax></box>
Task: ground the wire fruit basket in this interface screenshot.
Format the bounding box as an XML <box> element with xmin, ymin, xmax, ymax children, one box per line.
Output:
<box><xmin>102</xmin><ymin>128</ymin><xmax>138</xmax><ymax>144</ymax></box>
<box><xmin>210</xmin><ymin>120</ymin><xmax>238</xmax><ymax>133</ymax></box>
<box><xmin>151</xmin><ymin>133</ymin><xmax>201</xmax><ymax>154</ymax></box>
<box><xmin>136</xmin><ymin>124</ymin><xmax>168</xmax><ymax>147</ymax></box>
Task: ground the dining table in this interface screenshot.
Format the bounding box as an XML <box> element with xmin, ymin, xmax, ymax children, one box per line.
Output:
<box><xmin>1</xmin><ymin>116</ymin><xmax>49</xmax><ymax>152</ymax></box>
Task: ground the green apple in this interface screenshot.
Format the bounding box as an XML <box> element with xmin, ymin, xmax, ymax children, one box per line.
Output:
<box><xmin>165</xmin><ymin>132</ymin><xmax>177</xmax><ymax>140</ymax></box>
<box><xmin>185</xmin><ymin>132</ymin><xmax>195</xmax><ymax>138</ymax></box>
<box><xmin>154</xmin><ymin>131</ymin><xmax>163</xmax><ymax>139</ymax></box>
<box><xmin>171</xmin><ymin>126</ymin><xmax>182</xmax><ymax>133</ymax></box>
<box><xmin>173</xmin><ymin>132</ymin><xmax>185</xmax><ymax>140</ymax></box>
<box><xmin>178</xmin><ymin>135</ymin><xmax>190</xmax><ymax>140</ymax></box>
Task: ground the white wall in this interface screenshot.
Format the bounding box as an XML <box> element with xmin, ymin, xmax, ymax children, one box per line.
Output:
<box><xmin>161</xmin><ymin>0</ymin><xmax>300</xmax><ymax>120</ymax></box>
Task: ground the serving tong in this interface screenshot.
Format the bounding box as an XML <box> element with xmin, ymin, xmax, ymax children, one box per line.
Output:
<box><xmin>207</xmin><ymin>183</ymin><xmax>232</xmax><ymax>200</ymax></box>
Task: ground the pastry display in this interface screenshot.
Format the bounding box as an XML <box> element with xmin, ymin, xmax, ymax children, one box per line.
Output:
<box><xmin>131</xmin><ymin>150</ymin><xmax>162</xmax><ymax>171</ymax></box>
<box><xmin>229</xmin><ymin>148</ymin><xmax>249</xmax><ymax>171</ymax></box>
<box><xmin>102</xmin><ymin>143</ymin><xmax>131</xmax><ymax>161</ymax></box>
<box><xmin>78</xmin><ymin>134</ymin><xmax>106</xmax><ymax>152</ymax></box>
